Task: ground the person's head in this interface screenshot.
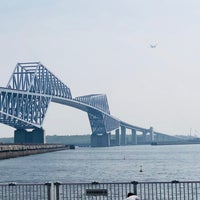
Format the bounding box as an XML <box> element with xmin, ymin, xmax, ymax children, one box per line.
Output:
<box><xmin>127</xmin><ymin>192</ymin><xmax>136</xmax><ymax>197</ymax></box>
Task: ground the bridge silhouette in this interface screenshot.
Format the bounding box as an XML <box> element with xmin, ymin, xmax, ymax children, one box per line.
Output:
<box><xmin>0</xmin><ymin>62</ymin><xmax>181</xmax><ymax>147</ymax></box>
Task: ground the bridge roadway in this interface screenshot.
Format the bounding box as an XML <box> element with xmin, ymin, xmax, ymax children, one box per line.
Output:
<box><xmin>0</xmin><ymin>62</ymin><xmax>182</xmax><ymax>147</ymax></box>
<box><xmin>0</xmin><ymin>86</ymin><xmax>181</xmax><ymax>147</ymax></box>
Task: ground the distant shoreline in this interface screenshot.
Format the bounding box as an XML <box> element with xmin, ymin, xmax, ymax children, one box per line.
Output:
<box><xmin>151</xmin><ymin>140</ymin><xmax>200</xmax><ymax>146</ymax></box>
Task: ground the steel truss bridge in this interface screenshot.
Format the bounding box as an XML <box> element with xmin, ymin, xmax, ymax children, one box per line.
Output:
<box><xmin>0</xmin><ymin>62</ymin><xmax>181</xmax><ymax>147</ymax></box>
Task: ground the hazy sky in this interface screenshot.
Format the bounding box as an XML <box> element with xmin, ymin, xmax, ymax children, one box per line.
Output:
<box><xmin>0</xmin><ymin>0</ymin><xmax>200</xmax><ymax>137</ymax></box>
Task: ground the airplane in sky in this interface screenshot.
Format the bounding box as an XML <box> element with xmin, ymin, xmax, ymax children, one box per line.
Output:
<box><xmin>150</xmin><ymin>43</ymin><xmax>157</xmax><ymax>48</ymax></box>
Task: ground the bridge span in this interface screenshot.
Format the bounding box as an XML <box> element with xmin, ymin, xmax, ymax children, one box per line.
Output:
<box><xmin>0</xmin><ymin>62</ymin><xmax>181</xmax><ymax>147</ymax></box>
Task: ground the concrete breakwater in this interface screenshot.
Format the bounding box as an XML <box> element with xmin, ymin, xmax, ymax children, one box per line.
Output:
<box><xmin>0</xmin><ymin>144</ymin><xmax>71</xmax><ymax>160</ymax></box>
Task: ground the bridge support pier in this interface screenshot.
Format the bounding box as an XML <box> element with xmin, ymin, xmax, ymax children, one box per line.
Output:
<box><xmin>141</xmin><ymin>131</ymin><xmax>147</xmax><ymax>144</ymax></box>
<box><xmin>14</xmin><ymin>128</ymin><xmax>46</xmax><ymax>144</ymax></box>
<box><xmin>115</xmin><ymin>129</ymin><xmax>120</xmax><ymax>146</ymax></box>
<box><xmin>149</xmin><ymin>127</ymin><xmax>154</xmax><ymax>142</ymax></box>
<box><xmin>91</xmin><ymin>132</ymin><xmax>111</xmax><ymax>147</ymax></box>
<box><xmin>131</xmin><ymin>129</ymin><xmax>137</xmax><ymax>145</ymax></box>
<box><xmin>120</xmin><ymin>126</ymin><xmax>126</xmax><ymax>145</ymax></box>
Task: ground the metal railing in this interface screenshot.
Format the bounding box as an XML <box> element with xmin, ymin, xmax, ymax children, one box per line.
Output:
<box><xmin>0</xmin><ymin>182</ymin><xmax>51</xmax><ymax>200</ymax></box>
<box><xmin>0</xmin><ymin>181</ymin><xmax>200</xmax><ymax>200</ymax></box>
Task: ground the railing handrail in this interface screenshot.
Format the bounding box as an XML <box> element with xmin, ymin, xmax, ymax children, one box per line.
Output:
<box><xmin>1</xmin><ymin>180</ymin><xmax>200</xmax><ymax>185</ymax></box>
<box><xmin>1</xmin><ymin>180</ymin><xmax>200</xmax><ymax>200</ymax></box>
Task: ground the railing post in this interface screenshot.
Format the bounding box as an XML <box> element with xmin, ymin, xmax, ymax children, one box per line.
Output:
<box><xmin>54</xmin><ymin>182</ymin><xmax>61</xmax><ymax>200</ymax></box>
<box><xmin>131</xmin><ymin>181</ymin><xmax>139</xmax><ymax>195</ymax></box>
<box><xmin>45</xmin><ymin>182</ymin><xmax>52</xmax><ymax>200</ymax></box>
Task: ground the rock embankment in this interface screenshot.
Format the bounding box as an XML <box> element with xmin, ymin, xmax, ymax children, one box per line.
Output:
<box><xmin>0</xmin><ymin>144</ymin><xmax>70</xmax><ymax>159</ymax></box>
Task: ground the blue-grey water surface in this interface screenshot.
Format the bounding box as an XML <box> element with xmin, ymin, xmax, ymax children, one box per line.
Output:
<box><xmin>0</xmin><ymin>144</ymin><xmax>199</xmax><ymax>183</ymax></box>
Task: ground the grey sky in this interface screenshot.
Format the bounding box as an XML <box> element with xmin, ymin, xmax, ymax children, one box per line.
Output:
<box><xmin>0</xmin><ymin>0</ymin><xmax>200</xmax><ymax>137</ymax></box>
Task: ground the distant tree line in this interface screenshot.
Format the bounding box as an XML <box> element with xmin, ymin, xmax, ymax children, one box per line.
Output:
<box><xmin>0</xmin><ymin>135</ymin><xmax>91</xmax><ymax>146</ymax></box>
<box><xmin>46</xmin><ymin>135</ymin><xmax>90</xmax><ymax>146</ymax></box>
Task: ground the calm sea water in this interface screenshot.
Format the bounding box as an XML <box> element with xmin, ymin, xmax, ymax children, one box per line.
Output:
<box><xmin>0</xmin><ymin>144</ymin><xmax>199</xmax><ymax>183</ymax></box>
